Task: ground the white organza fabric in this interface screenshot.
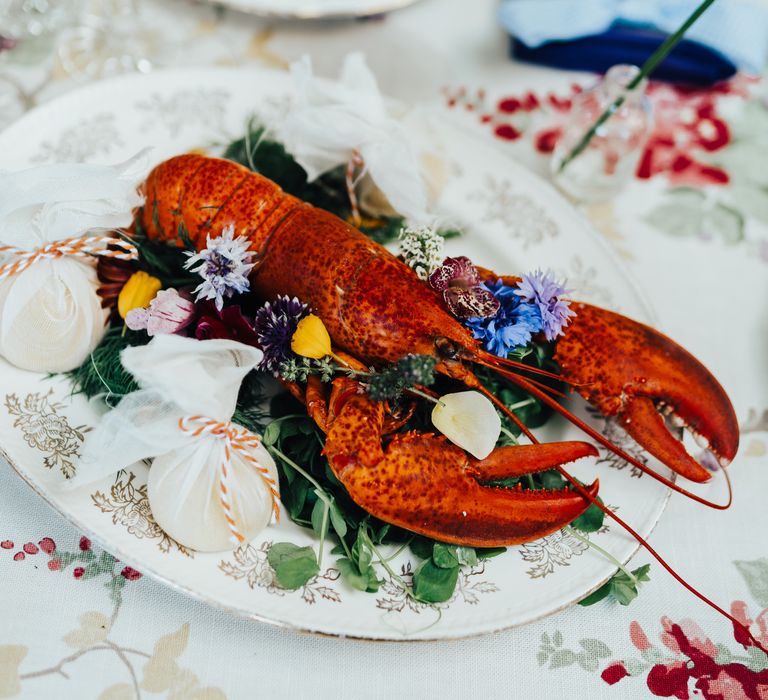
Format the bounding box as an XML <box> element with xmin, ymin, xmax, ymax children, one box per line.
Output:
<box><xmin>274</xmin><ymin>53</ymin><xmax>430</xmax><ymax>223</ymax></box>
<box><xmin>0</xmin><ymin>153</ymin><xmax>148</xmax><ymax>372</ymax></box>
<box><xmin>75</xmin><ymin>335</ymin><xmax>279</xmax><ymax>552</ymax></box>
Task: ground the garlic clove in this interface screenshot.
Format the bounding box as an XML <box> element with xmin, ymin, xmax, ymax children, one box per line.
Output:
<box><xmin>431</xmin><ymin>391</ymin><xmax>501</xmax><ymax>460</ymax></box>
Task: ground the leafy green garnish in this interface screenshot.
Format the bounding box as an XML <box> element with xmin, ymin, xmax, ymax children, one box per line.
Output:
<box><xmin>578</xmin><ymin>564</ymin><xmax>651</xmax><ymax>607</ymax></box>
<box><xmin>266</xmin><ymin>542</ymin><xmax>320</xmax><ymax>590</ymax></box>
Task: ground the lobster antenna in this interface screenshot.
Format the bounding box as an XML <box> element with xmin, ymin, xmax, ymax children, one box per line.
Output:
<box><xmin>474</xmin><ymin>350</ymin><xmax>572</xmax><ymax>384</ymax></box>
<box><xmin>558</xmin><ymin>466</ymin><xmax>767</xmax><ymax>656</ymax></box>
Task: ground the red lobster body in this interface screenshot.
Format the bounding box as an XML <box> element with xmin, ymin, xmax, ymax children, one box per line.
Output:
<box><xmin>139</xmin><ymin>153</ymin><xmax>739</xmax><ymax>547</ymax></box>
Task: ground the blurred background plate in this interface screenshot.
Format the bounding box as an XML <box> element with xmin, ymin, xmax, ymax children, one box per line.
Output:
<box><xmin>190</xmin><ymin>0</ymin><xmax>422</xmax><ymax>20</ymax></box>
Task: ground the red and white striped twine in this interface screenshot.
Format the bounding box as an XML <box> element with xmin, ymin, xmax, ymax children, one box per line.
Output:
<box><xmin>0</xmin><ymin>235</ymin><xmax>138</xmax><ymax>282</ymax></box>
<box><xmin>177</xmin><ymin>416</ymin><xmax>280</xmax><ymax>546</ymax></box>
<box><xmin>345</xmin><ymin>148</ymin><xmax>364</xmax><ymax>228</ymax></box>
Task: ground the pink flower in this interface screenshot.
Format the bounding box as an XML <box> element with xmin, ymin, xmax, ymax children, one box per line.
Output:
<box><xmin>661</xmin><ymin>616</ymin><xmax>717</xmax><ymax>658</ymax></box>
<box><xmin>731</xmin><ymin>600</ymin><xmax>768</xmax><ymax>649</ymax></box>
<box><xmin>125</xmin><ymin>288</ymin><xmax>196</xmax><ymax>336</ymax></box>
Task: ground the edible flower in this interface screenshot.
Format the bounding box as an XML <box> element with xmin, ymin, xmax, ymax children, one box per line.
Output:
<box><xmin>184</xmin><ymin>224</ymin><xmax>254</xmax><ymax>311</ymax></box>
<box><xmin>194</xmin><ymin>301</ymin><xmax>261</xmax><ymax>346</ymax></box>
<box><xmin>514</xmin><ymin>269</ymin><xmax>575</xmax><ymax>341</ymax></box>
<box><xmin>465</xmin><ymin>280</ymin><xmax>543</xmax><ymax>357</ymax></box>
<box><xmin>125</xmin><ymin>288</ymin><xmax>195</xmax><ymax>336</ymax></box>
<box><xmin>429</xmin><ymin>256</ymin><xmax>500</xmax><ymax>319</ymax></box>
<box><xmin>117</xmin><ymin>271</ymin><xmax>162</xmax><ymax>320</ymax></box>
<box><xmin>398</xmin><ymin>226</ymin><xmax>444</xmax><ymax>281</ymax></box>
<box><xmin>291</xmin><ymin>314</ymin><xmax>332</xmax><ymax>360</ymax></box>
<box><xmin>431</xmin><ymin>391</ymin><xmax>501</xmax><ymax>460</ymax></box>
<box><xmin>253</xmin><ymin>295</ymin><xmax>309</xmax><ymax>375</ymax></box>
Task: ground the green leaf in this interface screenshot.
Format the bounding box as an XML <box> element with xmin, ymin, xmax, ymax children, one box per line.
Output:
<box><xmin>455</xmin><ymin>547</ymin><xmax>479</xmax><ymax>567</ymax></box>
<box><xmin>578</xmin><ymin>583</ymin><xmax>611</xmax><ymax>607</ymax></box>
<box><xmin>267</xmin><ymin>542</ymin><xmax>319</xmax><ymax>590</ymax></box>
<box><xmin>644</xmin><ymin>189</ymin><xmax>704</xmax><ymax>237</ymax></box>
<box><xmin>412</xmin><ymin>559</ymin><xmax>460</xmax><ymax>603</ymax></box>
<box><xmin>476</xmin><ymin>546</ymin><xmax>506</xmax><ymax>560</ymax></box>
<box><xmin>633</xmin><ymin>564</ymin><xmax>651</xmax><ymax>582</ymax></box>
<box><xmin>579</xmin><ymin>639</ymin><xmax>611</xmax><ymax>658</ymax></box>
<box><xmin>571</xmin><ymin>501</ymin><xmax>605</xmax><ymax>533</ymax></box>
<box><xmin>576</xmin><ymin>651</ymin><xmax>599</xmax><ymax>672</ymax></box>
<box><xmin>310</xmin><ymin>497</ymin><xmax>329</xmax><ymax>540</ymax></box>
<box><xmin>328</xmin><ymin>502</ymin><xmax>347</xmax><ymax>539</ymax></box>
<box><xmin>432</xmin><ymin>543</ymin><xmax>460</xmax><ymax>569</ymax></box>
<box><xmin>553</xmin><ymin>630</ymin><xmax>564</xmax><ymax>647</ymax></box>
<box><xmin>410</xmin><ymin>537</ymin><xmax>435</xmax><ymax>560</ymax></box>
<box><xmin>536</xmin><ymin>651</ymin><xmax>549</xmax><ymax>666</ymax></box>
<box><xmin>263</xmin><ymin>421</ymin><xmax>281</xmax><ymax>446</ymax></box>
<box><xmin>351</xmin><ymin>531</ymin><xmax>374</xmax><ymax>574</ymax></box>
<box><xmin>548</xmin><ymin>649</ymin><xmax>576</xmax><ymax>669</ymax></box>
<box><xmin>705</xmin><ymin>202</ymin><xmax>745</xmax><ymax>245</ymax></box>
<box><xmin>623</xmin><ymin>658</ymin><xmax>648</xmax><ymax>677</ymax></box>
<box><xmin>734</xmin><ymin>559</ymin><xmax>768</xmax><ymax>608</ymax></box>
<box><xmin>336</xmin><ymin>558</ymin><xmax>380</xmax><ymax>593</ymax></box>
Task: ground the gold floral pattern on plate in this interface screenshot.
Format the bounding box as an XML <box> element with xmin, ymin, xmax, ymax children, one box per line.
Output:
<box><xmin>92</xmin><ymin>472</ymin><xmax>193</xmax><ymax>558</ymax></box>
<box><xmin>5</xmin><ymin>390</ymin><xmax>89</xmax><ymax>479</ymax></box>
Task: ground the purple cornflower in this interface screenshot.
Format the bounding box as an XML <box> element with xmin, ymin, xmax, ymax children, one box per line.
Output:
<box><xmin>253</xmin><ymin>296</ymin><xmax>309</xmax><ymax>375</ymax></box>
<box><xmin>515</xmin><ymin>269</ymin><xmax>575</xmax><ymax>341</ymax></box>
<box><xmin>465</xmin><ymin>280</ymin><xmax>543</xmax><ymax>357</ymax></box>
<box><xmin>184</xmin><ymin>224</ymin><xmax>254</xmax><ymax>310</ymax></box>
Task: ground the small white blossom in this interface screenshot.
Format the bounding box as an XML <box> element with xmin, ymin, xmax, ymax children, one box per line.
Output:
<box><xmin>184</xmin><ymin>224</ymin><xmax>254</xmax><ymax>310</ymax></box>
<box><xmin>398</xmin><ymin>226</ymin><xmax>444</xmax><ymax>280</ymax></box>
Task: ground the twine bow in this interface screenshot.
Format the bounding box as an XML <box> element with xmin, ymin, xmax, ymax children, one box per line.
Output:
<box><xmin>177</xmin><ymin>416</ymin><xmax>280</xmax><ymax>546</ymax></box>
<box><xmin>0</xmin><ymin>235</ymin><xmax>138</xmax><ymax>282</ymax></box>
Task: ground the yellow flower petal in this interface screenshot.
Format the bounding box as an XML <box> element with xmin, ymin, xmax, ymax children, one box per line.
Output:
<box><xmin>118</xmin><ymin>271</ymin><xmax>162</xmax><ymax>319</ymax></box>
<box><xmin>291</xmin><ymin>314</ymin><xmax>332</xmax><ymax>359</ymax></box>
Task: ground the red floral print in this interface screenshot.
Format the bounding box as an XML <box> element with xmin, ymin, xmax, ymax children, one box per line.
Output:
<box><xmin>449</xmin><ymin>75</ymin><xmax>757</xmax><ymax>187</ymax></box>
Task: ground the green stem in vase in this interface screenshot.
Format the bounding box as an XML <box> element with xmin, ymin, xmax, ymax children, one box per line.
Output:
<box><xmin>556</xmin><ymin>0</ymin><xmax>718</xmax><ymax>174</ymax></box>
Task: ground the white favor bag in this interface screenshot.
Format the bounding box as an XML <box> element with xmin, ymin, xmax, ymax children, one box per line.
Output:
<box><xmin>0</xmin><ymin>153</ymin><xmax>148</xmax><ymax>372</ymax></box>
<box><xmin>75</xmin><ymin>335</ymin><xmax>280</xmax><ymax>552</ymax></box>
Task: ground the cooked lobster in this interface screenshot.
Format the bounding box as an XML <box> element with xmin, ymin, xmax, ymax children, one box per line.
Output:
<box><xmin>138</xmin><ymin>153</ymin><xmax>739</xmax><ymax>549</ymax></box>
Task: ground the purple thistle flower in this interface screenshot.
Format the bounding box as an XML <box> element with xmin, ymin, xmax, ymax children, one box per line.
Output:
<box><xmin>514</xmin><ymin>269</ymin><xmax>575</xmax><ymax>341</ymax></box>
<box><xmin>253</xmin><ymin>296</ymin><xmax>309</xmax><ymax>375</ymax></box>
<box><xmin>465</xmin><ymin>280</ymin><xmax>543</xmax><ymax>357</ymax></box>
<box><xmin>184</xmin><ymin>224</ymin><xmax>255</xmax><ymax>310</ymax></box>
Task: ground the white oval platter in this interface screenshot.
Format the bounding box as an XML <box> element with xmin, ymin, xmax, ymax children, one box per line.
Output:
<box><xmin>0</xmin><ymin>67</ymin><xmax>669</xmax><ymax>640</ymax></box>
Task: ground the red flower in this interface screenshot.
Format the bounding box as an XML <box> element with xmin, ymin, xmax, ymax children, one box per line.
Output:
<box><xmin>47</xmin><ymin>558</ymin><xmax>61</xmax><ymax>571</ymax></box>
<box><xmin>647</xmin><ymin>660</ymin><xmax>691</xmax><ymax>699</ymax></box>
<box><xmin>73</xmin><ymin>567</ymin><xmax>85</xmax><ymax>579</ymax></box>
<box><xmin>494</xmin><ymin>124</ymin><xmax>522</xmax><ymax>141</ymax></box>
<box><xmin>120</xmin><ymin>566</ymin><xmax>142</xmax><ymax>581</ymax></box>
<box><xmin>0</xmin><ymin>540</ymin><xmax>13</xmax><ymax>549</ymax></box>
<box><xmin>79</xmin><ymin>536</ymin><xmax>91</xmax><ymax>552</ymax></box>
<box><xmin>38</xmin><ymin>537</ymin><xmax>56</xmax><ymax>555</ymax></box>
<box><xmin>535</xmin><ymin>127</ymin><xmax>562</xmax><ymax>154</ymax></box>
<box><xmin>194</xmin><ymin>301</ymin><xmax>260</xmax><ymax>346</ymax></box>
<box><xmin>22</xmin><ymin>542</ymin><xmax>38</xmax><ymax>555</ymax></box>
<box><xmin>601</xmin><ymin>662</ymin><xmax>630</xmax><ymax>686</ymax></box>
<box><xmin>12</xmin><ymin>552</ymin><xmax>24</xmax><ymax>561</ymax></box>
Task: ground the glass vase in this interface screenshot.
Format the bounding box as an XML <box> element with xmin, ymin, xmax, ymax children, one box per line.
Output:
<box><xmin>551</xmin><ymin>64</ymin><xmax>653</xmax><ymax>202</ymax></box>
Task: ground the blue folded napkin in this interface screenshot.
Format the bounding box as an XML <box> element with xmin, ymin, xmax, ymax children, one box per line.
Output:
<box><xmin>499</xmin><ymin>0</ymin><xmax>768</xmax><ymax>82</ymax></box>
<box><xmin>511</xmin><ymin>27</ymin><xmax>736</xmax><ymax>86</ymax></box>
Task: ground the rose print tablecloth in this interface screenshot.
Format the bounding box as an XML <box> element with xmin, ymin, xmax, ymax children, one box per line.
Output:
<box><xmin>1</xmin><ymin>1</ymin><xmax>767</xmax><ymax>698</ymax></box>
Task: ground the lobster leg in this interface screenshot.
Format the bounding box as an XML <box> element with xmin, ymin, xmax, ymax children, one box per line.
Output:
<box><xmin>554</xmin><ymin>303</ymin><xmax>739</xmax><ymax>483</ymax></box>
<box><xmin>321</xmin><ymin>377</ymin><xmax>598</xmax><ymax>547</ymax></box>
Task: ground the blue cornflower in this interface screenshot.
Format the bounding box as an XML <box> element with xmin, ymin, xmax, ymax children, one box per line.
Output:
<box><xmin>515</xmin><ymin>269</ymin><xmax>575</xmax><ymax>341</ymax></box>
<box><xmin>465</xmin><ymin>279</ymin><xmax>543</xmax><ymax>357</ymax></box>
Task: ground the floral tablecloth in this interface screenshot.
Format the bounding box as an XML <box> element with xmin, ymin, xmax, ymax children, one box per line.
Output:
<box><xmin>1</xmin><ymin>1</ymin><xmax>767</xmax><ymax>698</ymax></box>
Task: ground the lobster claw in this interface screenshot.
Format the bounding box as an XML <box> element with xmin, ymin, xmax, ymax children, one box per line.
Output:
<box><xmin>555</xmin><ymin>303</ymin><xmax>739</xmax><ymax>483</ymax></box>
<box><xmin>323</xmin><ymin>382</ymin><xmax>599</xmax><ymax>548</ymax></box>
